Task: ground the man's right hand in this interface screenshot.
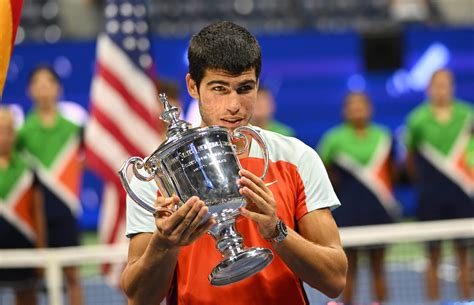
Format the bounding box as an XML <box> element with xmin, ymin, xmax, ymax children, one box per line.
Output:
<box><xmin>152</xmin><ymin>195</ymin><xmax>216</xmax><ymax>250</ymax></box>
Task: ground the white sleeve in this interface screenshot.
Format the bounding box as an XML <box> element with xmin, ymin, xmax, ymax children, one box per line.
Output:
<box><xmin>298</xmin><ymin>147</ymin><xmax>341</xmax><ymax>214</ymax></box>
<box><xmin>125</xmin><ymin>177</ymin><xmax>159</xmax><ymax>238</ymax></box>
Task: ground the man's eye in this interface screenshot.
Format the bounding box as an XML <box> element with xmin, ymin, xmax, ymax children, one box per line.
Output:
<box><xmin>237</xmin><ymin>86</ymin><xmax>253</xmax><ymax>94</ymax></box>
<box><xmin>212</xmin><ymin>86</ymin><xmax>225</xmax><ymax>92</ymax></box>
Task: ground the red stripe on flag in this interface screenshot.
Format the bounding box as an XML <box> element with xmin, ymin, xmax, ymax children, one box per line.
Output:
<box><xmin>89</xmin><ymin>103</ymin><xmax>142</xmax><ymax>157</ymax></box>
<box><xmin>96</xmin><ymin>62</ymin><xmax>158</xmax><ymax>130</ymax></box>
<box><xmin>10</xmin><ymin>0</ymin><xmax>23</xmax><ymax>49</ymax></box>
<box><xmin>85</xmin><ymin>147</ymin><xmax>121</xmax><ymax>187</ymax></box>
<box><xmin>86</xmin><ymin>2</ymin><xmax>161</xmax><ymax>285</ymax></box>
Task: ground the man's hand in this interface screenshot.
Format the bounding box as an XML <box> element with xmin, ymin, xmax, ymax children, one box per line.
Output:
<box><xmin>153</xmin><ymin>195</ymin><xmax>216</xmax><ymax>250</ymax></box>
<box><xmin>238</xmin><ymin>169</ymin><xmax>279</xmax><ymax>240</ymax></box>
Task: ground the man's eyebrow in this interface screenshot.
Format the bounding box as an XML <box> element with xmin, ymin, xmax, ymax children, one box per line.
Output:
<box><xmin>206</xmin><ymin>80</ymin><xmax>230</xmax><ymax>86</ymax></box>
<box><xmin>205</xmin><ymin>79</ymin><xmax>256</xmax><ymax>87</ymax></box>
<box><xmin>238</xmin><ymin>80</ymin><xmax>257</xmax><ymax>86</ymax></box>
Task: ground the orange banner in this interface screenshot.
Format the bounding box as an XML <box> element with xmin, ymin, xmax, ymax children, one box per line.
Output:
<box><xmin>0</xmin><ymin>0</ymin><xmax>23</xmax><ymax>97</ymax></box>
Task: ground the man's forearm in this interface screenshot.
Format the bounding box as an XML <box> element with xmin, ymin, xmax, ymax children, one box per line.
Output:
<box><xmin>272</xmin><ymin>229</ymin><xmax>347</xmax><ymax>298</ymax></box>
<box><xmin>121</xmin><ymin>234</ymin><xmax>179</xmax><ymax>305</ymax></box>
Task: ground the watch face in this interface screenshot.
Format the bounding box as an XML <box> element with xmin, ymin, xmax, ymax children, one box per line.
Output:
<box><xmin>280</xmin><ymin>220</ymin><xmax>288</xmax><ymax>235</ymax></box>
<box><xmin>273</xmin><ymin>220</ymin><xmax>287</xmax><ymax>243</ymax></box>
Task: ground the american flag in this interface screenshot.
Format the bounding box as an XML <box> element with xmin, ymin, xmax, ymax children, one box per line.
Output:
<box><xmin>0</xmin><ymin>0</ymin><xmax>23</xmax><ymax>96</ymax></box>
<box><xmin>85</xmin><ymin>0</ymin><xmax>161</xmax><ymax>284</ymax></box>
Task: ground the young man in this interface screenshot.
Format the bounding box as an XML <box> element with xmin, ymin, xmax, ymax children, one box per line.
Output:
<box><xmin>405</xmin><ymin>68</ymin><xmax>473</xmax><ymax>300</ymax></box>
<box><xmin>0</xmin><ymin>107</ymin><xmax>45</xmax><ymax>305</ymax></box>
<box><xmin>16</xmin><ymin>66</ymin><xmax>84</xmax><ymax>305</ymax></box>
<box><xmin>318</xmin><ymin>92</ymin><xmax>400</xmax><ymax>304</ymax></box>
<box><xmin>121</xmin><ymin>21</ymin><xmax>347</xmax><ymax>305</ymax></box>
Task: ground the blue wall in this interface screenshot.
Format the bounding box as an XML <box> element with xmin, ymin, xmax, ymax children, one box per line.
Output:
<box><xmin>3</xmin><ymin>26</ymin><xmax>473</xmax><ymax>228</ymax></box>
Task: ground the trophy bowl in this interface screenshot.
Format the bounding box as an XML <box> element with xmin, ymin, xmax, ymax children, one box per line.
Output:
<box><xmin>119</xmin><ymin>94</ymin><xmax>273</xmax><ymax>286</ymax></box>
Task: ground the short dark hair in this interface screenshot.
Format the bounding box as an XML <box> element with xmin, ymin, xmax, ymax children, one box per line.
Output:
<box><xmin>28</xmin><ymin>64</ymin><xmax>61</xmax><ymax>86</ymax></box>
<box><xmin>188</xmin><ymin>21</ymin><xmax>262</xmax><ymax>88</ymax></box>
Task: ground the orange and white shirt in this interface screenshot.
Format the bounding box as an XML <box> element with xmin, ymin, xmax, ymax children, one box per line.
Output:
<box><xmin>126</xmin><ymin>127</ymin><xmax>340</xmax><ymax>305</ymax></box>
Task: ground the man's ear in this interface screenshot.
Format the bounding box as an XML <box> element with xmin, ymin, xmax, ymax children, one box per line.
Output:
<box><xmin>186</xmin><ymin>73</ymin><xmax>199</xmax><ymax>100</ymax></box>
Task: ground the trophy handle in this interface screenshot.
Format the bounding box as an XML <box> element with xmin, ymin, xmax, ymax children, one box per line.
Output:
<box><xmin>119</xmin><ymin>156</ymin><xmax>175</xmax><ymax>215</ymax></box>
<box><xmin>232</xmin><ymin>126</ymin><xmax>269</xmax><ymax>180</ymax></box>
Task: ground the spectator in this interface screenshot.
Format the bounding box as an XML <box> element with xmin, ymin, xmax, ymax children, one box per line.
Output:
<box><xmin>318</xmin><ymin>92</ymin><xmax>401</xmax><ymax>304</ymax></box>
<box><xmin>0</xmin><ymin>107</ymin><xmax>46</xmax><ymax>305</ymax></box>
<box><xmin>250</xmin><ymin>86</ymin><xmax>295</xmax><ymax>137</ymax></box>
<box><xmin>17</xmin><ymin>65</ymin><xmax>84</xmax><ymax>305</ymax></box>
<box><xmin>404</xmin><ymin>68</ymin><xmax>473</xmax><ymax>300</ymax></box>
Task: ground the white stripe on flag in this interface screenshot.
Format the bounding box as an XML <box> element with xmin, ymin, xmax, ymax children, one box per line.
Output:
<box><xmin>97</xmin><ymin>35</ymin><xmax>158</xmax><ymax>116</ymax></box>
<box><xmin>91</xmin><ymin>76</ymin><xmax>160</xmax><ymax>155</ymax></box>
<box><xmin>85</xmin><ymin>117</ymin><xmax>131</xmax><ymax>173</ymax></box>
<box><xmin>98</xmin><ymin>183</ymin><xmax>120</xmax><ymax>244</ymax></box>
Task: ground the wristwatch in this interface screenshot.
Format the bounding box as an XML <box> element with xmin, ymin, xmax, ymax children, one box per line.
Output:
<box><xmin>267</xmin><ymin>219</ymin><xmax>288</xmax><ymax>243</ymax></box>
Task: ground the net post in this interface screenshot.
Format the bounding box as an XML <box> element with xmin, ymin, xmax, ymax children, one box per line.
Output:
<box><xmin>45</xmin><ymin>256</ymin><xmax>63</xmax><ymax>305</ymax></box>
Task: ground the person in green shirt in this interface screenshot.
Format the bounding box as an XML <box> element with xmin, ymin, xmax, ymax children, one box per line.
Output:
<box><xmin>17</xmin><ymin>65</ymin><xmax>84</xmax><ymax>305</ymax></box>
<box><xmin>0</xmin><ymin>107</ymin><xmax>46</xmax><ymax>305</ymax></box>
<box><xmin>318</xmin><ymin>92</ymin><xmax>400</xmax><ymax>304</ymax></box>
<box><xmin>405</xmin><ymin>68</ymin><xmax>473</xmax><ymax>301</ymax></box>
<box><xmin>250</xmin><ymin>86</ymin><xmax>295</xmax><ymax>137</ymax></box>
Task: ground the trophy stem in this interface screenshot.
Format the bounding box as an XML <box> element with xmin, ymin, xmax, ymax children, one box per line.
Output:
<box><xmin>208</xmin><ymin>212</ymin><xmax>273</xmax><ymax>286</ymax></box>
<box><xmin>210</xmin><ymin>214</ymin><xmax>245</xmax><ymax>258</ymax></box>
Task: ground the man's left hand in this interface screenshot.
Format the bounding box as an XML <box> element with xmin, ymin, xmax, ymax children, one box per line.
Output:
<box><xmin>238</xmin><ymin>169</ymin><xmax>278</xmax><ymax>240</ymax></box>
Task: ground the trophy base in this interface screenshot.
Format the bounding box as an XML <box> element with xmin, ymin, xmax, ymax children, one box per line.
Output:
<box><xmin>208</xmin><ymin>247</ymin><xmax>273</xmax><ymax>286</ymax></box>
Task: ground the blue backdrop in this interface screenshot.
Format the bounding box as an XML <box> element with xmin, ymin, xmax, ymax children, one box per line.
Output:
<box><xmin>2</xmin><ymin>26</ymin><xmax>473</xmax><ymax>229</ymax></box>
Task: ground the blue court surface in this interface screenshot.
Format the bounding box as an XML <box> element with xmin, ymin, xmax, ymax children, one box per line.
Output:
<box><xmin>0</xmin><ymin>260</ymin><xmax>472</xmax><ymax>305</ymax></box>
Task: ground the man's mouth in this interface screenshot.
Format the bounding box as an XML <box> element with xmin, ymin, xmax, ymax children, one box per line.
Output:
<box><xmin>221</xmin><ymin>118</ymin><xmax>243</xmax><ymax>127</ymax></box>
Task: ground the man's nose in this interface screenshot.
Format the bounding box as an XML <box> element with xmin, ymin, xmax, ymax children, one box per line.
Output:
<box><xmin>226</xmin><ymin>92</ymin><xmax>240</xmax><ymax>114</ymax></box>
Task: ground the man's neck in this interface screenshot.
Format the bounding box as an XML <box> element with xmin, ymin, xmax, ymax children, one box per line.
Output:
<box><xmin>251</xmin><ymin>118</ymin><xmax>269</xmax><ymax>130</ymax></box>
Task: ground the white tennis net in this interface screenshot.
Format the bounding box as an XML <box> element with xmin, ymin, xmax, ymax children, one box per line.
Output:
<box><xmin>0</xmin><ymin>218</ymin><xmax>473</xmax><ymax>305</ymax></box>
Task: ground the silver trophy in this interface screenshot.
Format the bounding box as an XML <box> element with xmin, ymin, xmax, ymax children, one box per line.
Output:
<box><xmin>119</xmin><ymin>93</ymin><xmax>273</xmax><ymax>286</ymax></box>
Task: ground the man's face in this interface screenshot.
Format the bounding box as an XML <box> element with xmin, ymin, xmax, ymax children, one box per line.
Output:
<box><xmin>28</xmin><ymin>69</ymin><xmax>61</xmax><ymax>108</ymax></box>
<box><xmin>0</xmin><ymin>113</ymin><xmax>15</xmax><ymax>155</ymax></box>
<box><xmin>428</xmin><ymin>71</ymin><xmax>453</xmax><ymax>106</ymax></box>
<box><xmin>186</xmin><ymin>68</ymin><xmax>258</xmax><ymax>130</ymax></box>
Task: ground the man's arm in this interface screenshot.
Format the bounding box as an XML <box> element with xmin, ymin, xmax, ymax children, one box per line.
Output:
<box><xmin>121</xmin><ymin>196</ymin><xmax>215</xmax><ymax>305</ymax></box>
<box><xmin>121</xmin><ymin>232</ymin><xmax>179</xmax><ymax>305</ymax></box>
<box><xmin>239</xmin><ymin>169</ymin><xmax>347</xmax><ymax>298</ymax></box>
<box><xmin>271</xmin><ymin>208</ymin><xmax>347</xmax><ymax>298</ymax></box>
